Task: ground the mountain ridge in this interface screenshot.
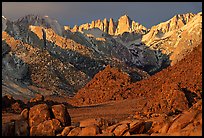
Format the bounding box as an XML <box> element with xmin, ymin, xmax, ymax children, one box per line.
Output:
<box><xmin>65</xmin><ymin>14</ymin><xmax>148</xmax><ymax>35</ymax></box>
<box><xmin>1</xmin><ymin>11</ymin><xmax>202</xmax><ymax>136</ymax></box>
<box><xmin>1</xmin><ymin>11</ymin><xmax>202</xmax><ymax>98</ymax></box>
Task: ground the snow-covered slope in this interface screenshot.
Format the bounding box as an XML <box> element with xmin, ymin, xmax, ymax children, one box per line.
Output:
<box><xmin>2</xmin><ymin>16</ymin><xmax>7</xmax><ymax>31</ymax></box>
<box><xmin>15</xmin><ymin>14</ymin><xmax>64</xmax><ymax>36</ymax></box>
<box><xmin>141</xmin><ymin>12</ymin><xmax>202</xmax><ymax>65</ymax></box>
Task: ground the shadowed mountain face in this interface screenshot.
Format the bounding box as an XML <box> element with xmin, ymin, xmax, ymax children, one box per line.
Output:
<box><xmin>1</xmin><ymin>12</ymin><xmax>202</xmax><ymax>99</ymax></box>
<box><xmin>71</xmin><ymin>42</ymin><xmax>202</xmax><ymax>115</ymax></box>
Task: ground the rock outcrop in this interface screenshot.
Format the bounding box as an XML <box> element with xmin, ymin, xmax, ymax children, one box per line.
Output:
<box><xmin>115</xmin><ymin>15</ymin><xmax>147</xmax><ymax>35</ymax></box>
<box><xmin>115</xmin><ymin>15</ymin><xmax>132</xmax><ymax>35</ymax></box>
<box><xmin>71</xmin><ymin>42</ymin><xmax>202</xmax><ymax>115</ymax></box>
<box><xmin>71</xmin><ymin>65</ymin><xmax>132</xmax><ymax>105</ymax></box>
<box><xmin>2</xmin><ymin>94</ymin><xmax>72</xmax><ymax>136</ymax></box>
<box><xmin>29</xmin><ymin>94</ymin><xmax>44</xmax><ymax>103</ymax></box>
<box><xmin>30</xmin><ymin>119</ymin><xmax>62</xmax><ymax>136</ymax></box>
<box><xmin>29</xmin><ymin>103</ymin><xmax>51</xmax><ymax>127</ymax></box>
<box><xmin>2</xmin><ymin>94</ymin><xmax>25</xmax><ymax>114</ymax></box>
<box><xmin>69</xmin><ymin>14</ymin><xmax>147</xmax><ymax>35</ymax></box>
<box><xmin>2</xmin><ymin>93</ymin><xmax>202</xmax><ymax>136</ymax></box>
<box><xmin>108</xmin><ymin>18</ymin><xmax>116</xmax><ymax>35</ymax></box>
<box><xmin>52</xmin><ymin>104</ymin><xmax>71</xmax><ymax>126</ymax></box>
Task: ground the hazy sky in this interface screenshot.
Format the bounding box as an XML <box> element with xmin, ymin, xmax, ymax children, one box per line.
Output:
<box><xmin>2</xmin><ymin>2</ymin><xmax>202</xmax><ymax>28</ymax></box>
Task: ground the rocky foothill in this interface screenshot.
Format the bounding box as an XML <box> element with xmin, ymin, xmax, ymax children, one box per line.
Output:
<box><xmin>70</xmin><ymin>65</ymin><xmax>132</xmax><ymax>105</ymax></box>
<box><xmin>2</xmin><ymin>94</ymin><xmax>202</xmax><ymax>136</ymax></box>
<box><xmin>70</xmin><ymin>43</ymin><xmax>202</xmax><ymax>112</ymax></box>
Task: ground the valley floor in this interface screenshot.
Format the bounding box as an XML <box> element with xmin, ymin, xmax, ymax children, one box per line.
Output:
<box><xmin>2</xmin><ymin>95</ymin><xmax>147</xmax><ymax>124</ymax></box>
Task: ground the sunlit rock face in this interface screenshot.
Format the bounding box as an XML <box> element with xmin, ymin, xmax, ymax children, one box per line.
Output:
<box><xmin>142</xmin><ymin>12</ymin><xmax>202</xmax><ymax>65</ymax></box>
<box><xmin>70</xmin><ymin>15</ymin><xmax>148</xmax><ymax>36</ymax></box>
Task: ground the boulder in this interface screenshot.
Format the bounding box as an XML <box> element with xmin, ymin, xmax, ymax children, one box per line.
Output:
<box><xmin>151</xmin><ymin>133</ymin><xmax>169</xmax><ymax>136</ymax></box>
<box><xmin>30</xmin><ymin>119</ymin><xmax>62</xmax><ymax>136</ymax></box>
<box><xmin>20</xmin><ymin>108</ymin><xmax>29</xmax><ymax>120</ymax></box>
<box><xmin>11</xmin><ymin>102</ymin><xmax>23</xmax><ymax>113</ymax></box>
<box><xmin>147</xmin><ymin>116</ymin><xmax>167</xmax><ymax>134</ymax></box>
<box><xmin>119</xmin><ymin>119</ymin><xmax>133</xmax><ymax>124</ymax></box>
<box><xmin>79</xmin><ymin>118</ymin><xmax>107</xmax><ymax>128</ymax></box>
<box><xmin>129</xmin><ymin>120</ymin><xmax>145</xmax><ymax>134</ymax></box>
<box><xmin>133</xmin><ymin>111</ymin><xmax>142</xmax><ymax>119</ymax></box>
<box><xmin>158</xmin><ymin>122</ymin><xmax>171</xmax><ymax>133</ymax></box>
<box><xmin>79</xmin><ymin>124</ymin><xmax>100</xmax><ymax>136</ymax></box>
<box><xmin>103</xmin><ymin>123</ymin><xmax>121</xmax><ymax>133</ymax></box>
<box><xmin>29</xmin><ymin>94</ymin><xmax>44</xmax><ymax>103</ymax></box>
<box><xmin>2</xmin><ymin>94</ymin><xmax>16</xmax><ymax>109</ymax></box>
<box><xmin>2</xmin><ymin>95</ymin><xmax>25</xmax><ymax>113</ymax></box>
<box><xmin>113</xmin><ymin>123</ymin><xmax>129</xmax><ymax>136</ymax></box>
<box><xmin>14</xmin><ymin>119</ymin><xmax>29</xmax><ymax>136</ymax></box>
<box><xmin>2</xmin><ymin>122</ymin><xmax>15</xmax><ymax>136</ymax></box>
<box><xmin>29</xmin><ymin>103</ymin><xmax>51</xmax><ymax>127</ymax></box>
<box><xmin>61</xmin><ymin>126</ymin><xmax>75</xmax><ymax>136</ymax></box>
<box><xmin>143</xmin><ymin>121</ymin><xmax>153</xmax><ymax>133</ymax></box>
<box><xmin>167</xmin><ymin>110</ymin><xmax>199</xmax><ymax>133</ymax></box>
<box><xmin>189</xmin><ymin>125</ymin><xmax>202</xmax><ymax>136</ymax></box>
<box><xmin>96</xmin><ymin>132</ymin><xmax>114</xmax><ymax>136</ymax></box>
<box><xmin>67</xmin><ymin>127</ymin><xmax>82</xmax><ymax>136</ymax></box>
<box><xmin>131</xmin><ymin>134</ymin><xmax>150</xmax><ymax>136</ymax></box>
<box><xmin>52</xmin><ymin>104</ymin><xmax>71</xmax><ymax>126</ymax></box>
<box><xmin>122</xmin><ymin>131</ymin><xmax>131</xmax><ymax>136</ymax></box>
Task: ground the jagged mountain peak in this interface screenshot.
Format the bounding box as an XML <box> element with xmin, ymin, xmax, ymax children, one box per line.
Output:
<box><xmin>173</xmin><ymin>12</ymin><xmax>194</xmax><ymax>18</ymax></box>
<box><xmin>119</xmin><ymin>14</ymin><xmax>130</xmax><ymax>18</ymax></box>
<box><xmin>170</xmin><ymin>12</ymin><xmax>195</xmax><ymax>24</ymax></box>
<box><xmin>118</xmin><ymin>14</ymin><xmax>131</xmax><ymax>21</ymax></box>
<box><xmin>69</xmin><ymin>14</ymin><xmax>147</xmax><ymax>35</ymax></box>
<box><xmin>1</xmin><ymin>11</ymin><xmax>202</xmax><ymax>109</ymax></box>
<box><xmin>142</xmin><ymin>12</ymin><xmax>199</xmax><ymax>45</ymax></box>
<box><xmin>153</xmin><ymin>12</ymin><xmax>195</xmax><ymax>32</ymax></box>
<box><xmin>15</xmin><ymin>14</ymin><xmax>64</xmax><ymax>36</ymax></box>
<box><xmin>197</xmin><ymin>12</ymin><xmax>202</xmax><ymax>15</ymax></box>
<box><xmin>16</xmin><ymin>14</ymin><xmax>41</xmax><ymax>22</ymax></box>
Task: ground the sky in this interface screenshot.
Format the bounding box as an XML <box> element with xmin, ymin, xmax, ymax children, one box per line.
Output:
<box><xmin>2</xmin><ymin>2</ymin><xmax>202</xmax><ymax>28</ymax></box>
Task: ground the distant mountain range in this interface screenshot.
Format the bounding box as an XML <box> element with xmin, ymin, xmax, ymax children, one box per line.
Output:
<box><xmin>2</xmin><ymin>12</ymin><xmax>202</xmax><ymax>99</ymax></box>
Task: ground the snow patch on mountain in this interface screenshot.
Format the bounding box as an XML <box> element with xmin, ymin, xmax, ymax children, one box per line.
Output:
<box><xmin>83</xmin><ymin>28</ymin><xmax>106</xmax><ymax>38</ymax></box>
<box><xmin>15</xmin><ymin>14</ymin><xmax>64</xmax><ymax>36</ymax></box>
<box><xmin>2</xmin><ymin>16</ymin><xmax>7</xmax><ymax>31</ymax></box>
